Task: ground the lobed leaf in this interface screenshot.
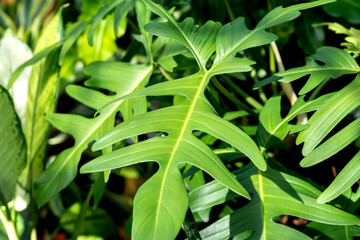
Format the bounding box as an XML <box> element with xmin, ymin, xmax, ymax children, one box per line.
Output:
<box><xmin>189</xmin><ymin>164</ymin><xmax>360</xmax><ymax>240</ymax></box>
<box><xmin>254</xmin><ymin>47</ymin><xmax>360</xmax><ymax>94</ymax></box>
<box><xmin>34</xmin><ymin>62</ymin><xmax>152</xmax><ymax>206</ymax></box>
<box><xmin>297</xmin><ymin>75</ymin><xmax>360</xmax><ymax>155</ymax></box>
<box><xmin>80</xmin><ymin>0</ymin><xmax>334</xmax><ymax>238</ymax></box>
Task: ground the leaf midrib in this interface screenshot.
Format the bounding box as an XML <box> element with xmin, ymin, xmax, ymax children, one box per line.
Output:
<box><xmin>154</xmin><ymin>70</ymin><xmax>209</xmax><ymax>236</ymax></box>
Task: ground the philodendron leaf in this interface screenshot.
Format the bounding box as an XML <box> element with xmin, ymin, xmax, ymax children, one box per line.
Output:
<box><xmin>256</xmin><ymin>94</ymin><xmax>333</xmax><ymax>152</ymax></box>
<box><xmin>81</xmin><ymin>0</ymin><xmax>332</xmax><ymax>239</ymax></box>
<box><xmin>34</xmin><ymin>62</ymin><xmax>152</xmax><ymax>207</ymax></box>
<box><xmin>321</xmin><ymin>22</ymin><xmax>360</xmax><ymax>58</ymax></box>
<box><xmin>254</xmin><ymin>47</ymin><xmax>360</xmax><ymax>94</ymax></box>
<box><xmin>297</xmin><ymin>74</ymin><xmax>360</xmax><ymax>156</ymax></box>
<box><xmin>303</xmin><ymin>222</ymin><xmax>360</xmax><ymax>239</ymax></box>
<box><xmin>189</xmin><ymin>164</ymin><xmax>360</xmax><ymax>240</ymax></box>
<box><xmin>0</xmin><ymin>86</ymin><xmax>26</xmax><ymax>204</ymax></box>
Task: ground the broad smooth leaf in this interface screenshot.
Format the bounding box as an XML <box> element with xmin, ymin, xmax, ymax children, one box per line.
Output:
<box><xmin>34</xmin><ymin>62</ymin><xmax>152</xmax><ymax>206</ymax></box>
<box><xmin>189</xmin><ymin>164</ymin><xmax>360</xmax><ymax>240</ymax></box>
<box><xmin>81</xmin><ymin>1</ymin><xmax>332</xmax><ymax>239</ymax></box>
<box><xmin>0</xmin><ymin>29</ymin><xmax>32</xmax><ymax>128</ymax></box>
<box><xmin>0</xmin><ymin>86</ymin><xmax>26</xmax><ymax>204</ymax></box>
<box><xmin>254</xmin><ymin>47</ymin><xmax>360</xmax><ymax>94</ymax></box>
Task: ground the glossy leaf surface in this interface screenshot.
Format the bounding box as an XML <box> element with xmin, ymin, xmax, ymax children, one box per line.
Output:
<box><xmin>189</xmin><ymin>164</ymin><xmax>360</xmax><ymax>240</ymax></box>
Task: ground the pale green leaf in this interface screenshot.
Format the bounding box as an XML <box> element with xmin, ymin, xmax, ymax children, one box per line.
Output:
<box><xmin>0</xmin><ymin>29</ymin><xmax>32</xmax><ymax>128</ymax></box>
<box><xmin>18</xmin><ymin>9</ymin><xmax>63</xmax><ymax>192</ymax></box>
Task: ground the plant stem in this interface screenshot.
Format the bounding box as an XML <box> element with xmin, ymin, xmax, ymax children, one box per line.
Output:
<box><xmin>212</xmin><ymin>77</ymin><xmax>258</xmax><ymax>118</ymax></box>
<box><xmin>0</xmin><ymin>207</ymin><xmax>18</xmax><ymax>240</ymax></box>
<box><xmin>308</xmin><ymin>76</ymin><xmax>331</xmax><ymax>101</ymax></box>
<box><xmin>182</xmin><ymin>208</ymin><xmax>202</xmax><ymax>240</ymax></box>
<box><xmin>270</xmin><ymin>42</ymin><xmax>308</xmax><ymax>124</ymax></box>
<box><xmin>220</xmin><ymin>76</ymin><xmax>263</xmax><ymax>110</ymax></box>
<box><xmin>72</xmin><ymin>187</ymin><xmax>94</xmax><ymax>240</ymax></box>
<box><xmin>159</xmin><ymin>66</ymin><xmax>174</xmax><ymax>81</ymax></box>
<box><xmin>223</xmin><ymin>0</ymin><xmax>235</xmax><ymax>21</ymax></box>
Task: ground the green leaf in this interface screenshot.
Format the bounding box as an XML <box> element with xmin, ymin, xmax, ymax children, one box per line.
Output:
<box><xmin>59</xmin><ymin>20</ymin><xmax>90</xmax><ymax>65</ymax></box>
<box><xmin>80</xmin><ymin>1</ymin><xmax>333</xmax><ymax>239</ymax></box>
<box><xmin>300</xmin><ymin>117</ymin><xmax>360</xmax><ymax>167</ymax></box>
<box><xmin>0</xmin><ymin>86</ymin><xmax>26</xmax><ymax>204</ymax></box>
<box><xmin>189</xmin><ymin>164</ymin><xmax>360</xmax><ymax>240</ymax></box>
<box><xmin>86</xmin><ymin>0</ymin><xmax>123</xmax><ymax>46</ymax></box>
<box><xmin>144</xmin><ymin>0</ymin><xmax>222</xmax><ymax>69</ymax></box>
<box><xmin>60</xmin><ymin>203</ymin><xmax>117</xmax><ymax>237</ymax></box>
<box><xmin>19</xmin><ymin>9</ymin><xmax>63</xmax><ymax>190</ymax></box>
<box><xmin>321</xmin><ymin>22</ymin><xmax>360</xmax><ymax>58</ymax></box>
<box><xmin>210</xmin><ymin>0</ymin><xmax>335</xmax><ymax>76</ymax></box>
<box><xmin>297</xmin><ymin>75</ymin><xmax>360</xmax><ymax>155</ymax></box>
<box><xmin>34</xmin><ymin>62</ymin><xmax>152</xmax><ymax>206</ymax></box>
<box><xmin>303</xmin><ymin>222</ymin><xmax>360</xmax><ymax>240</ymax></box>
<box><xmin>323</xmin><ymin>0</ymin><xmax>360</xmax><ymax>24</ymax></box>
<box><xmin>254</xmin><ymin>47</ymin><xmax>360</xmax><ymax>94</ymax></box>
<box><xmin>256</xmin><ymin>94</ymin><xmax>332</xmax><ymax>152</ymax></box>
<box><xmin>0</xmin><ymin>29</ymin><xmax>33</xmax><ymax>128</ymax></box>
<box><xmin>316</xmin><ymin>151</ymin><xmax>360</xmax><ymax>204</ymax></box>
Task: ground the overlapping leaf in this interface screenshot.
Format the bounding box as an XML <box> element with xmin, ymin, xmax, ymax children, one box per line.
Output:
<box><xmin>0</xmin><ymin>86</ymin><xmax>26</xmax><ymax>204</ymax></box>
<box><xmin>254</xmin><ymin>46</ymin><xmax>360</xmax><ymax>94</ymax></box>
<box><xmin>34</xmin><ymin>62</ymin><xmax>152</xmax><ymax>206</ymax></box>
<box><xmin>80</xmin><ymin>0</ymin><xmax>333</xmax><ymax>239</ymax></box>
<box><xmin>255</xmin><ymin>46</ymin><xmax>360</xmax><ymax>204</ymax></box>
<box><xmin>256</xmin><ymin>94</ymin><xmax>333</xmax><ymax>152</ymax></box>
<box><xmin>189</xmin><ymin>164</ymin><xmax>360</xmax><ymax>240</ymax></box>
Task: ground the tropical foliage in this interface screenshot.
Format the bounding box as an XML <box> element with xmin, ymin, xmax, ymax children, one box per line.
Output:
<box><xmin>1</xmin><ymin>0</ymin><xmax>360</xmax><ymax>239</ymax></box>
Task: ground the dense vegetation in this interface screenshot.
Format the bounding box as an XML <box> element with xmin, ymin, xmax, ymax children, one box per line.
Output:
<box><xmin>1</xmin><ymin>0</ymin><xmax>360</xmax><ymax>239</ymax></box>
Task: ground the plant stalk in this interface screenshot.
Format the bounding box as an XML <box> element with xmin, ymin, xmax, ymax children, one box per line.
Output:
<box><xmin>212</xmin><ymin>77</ymin><xmax>258</xmax><ymax>118</ymax></box>
<box><xmin>0</xmin><ymin>207</ymin><xmax>18</xmax><ymax>240</ymax></box>
<box><xmin>220</xmin><ymin>76</ymin><xmax>263</xmax><ymax>110</ymax></box>
<box><xmin>270</xmin><ymin>42</ymin><xmax>308</xmax><ymax>124</ymax></box>
<box><xmin>182</xmin><ymin>208</ymin><xmax>202</xmax><ymax>240</ymax></box>
<box><xmin>72</xmin><ymin>187</ymin><xmax>94</xmax><ymax>240</ymax></box>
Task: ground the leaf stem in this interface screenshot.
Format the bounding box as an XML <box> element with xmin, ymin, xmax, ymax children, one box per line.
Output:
<box><xmin>212</xmin><ymin>77</ymin><xmax>258</xmax><ymax>118</ymax></box>
<box><xmin>223</xmin><ymin>0</ymin><xmax>235</xmax><ymax>22</ymax></box>
<box><xmin>220</xmin><ymin>76</ymin><xmax>263</xmax><ymax>110</ymax></box>
<box><xmin>270</xmin><ymin>42</ymin><xmax>308</xmax><ymax>124</ymax></box>
<box><xmin>0</xmin><ymin>206</ymin><xmax>18</xmax><ymax>240</ymax></box>
<box><xmin>72</xmin><ymin>187</ymin><xmax>94</xmax><ymax>240</ymax></box>
<box><xmin>159</xmin><ymin>66</ymin><xmax>174</xmax><ymax>81</ymax></box>
<box><xmin>182</xmin><ymin>208</ymin><xmax>202</xmax><ymax>240</ymax></box>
